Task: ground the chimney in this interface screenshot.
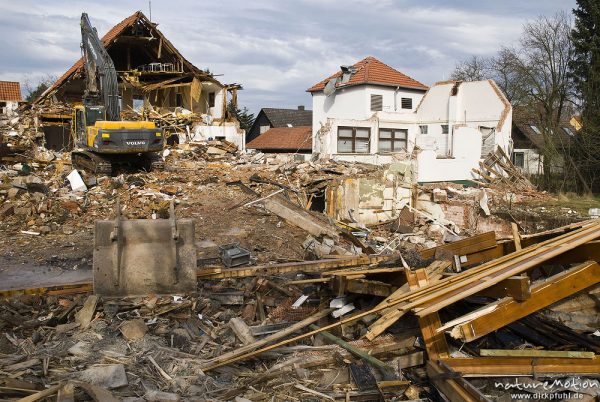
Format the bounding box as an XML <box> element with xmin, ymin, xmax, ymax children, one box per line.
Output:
<box><xmin>297</xmin><ymin>105</ymin><xmax>305</xmax><ymax>110</ymax></box>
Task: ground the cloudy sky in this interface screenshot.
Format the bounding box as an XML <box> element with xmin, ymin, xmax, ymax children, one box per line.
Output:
<box><xmin>0</xmin><ymin>0</ymin><xmax>575</xmax><ymax>114</ymax></box>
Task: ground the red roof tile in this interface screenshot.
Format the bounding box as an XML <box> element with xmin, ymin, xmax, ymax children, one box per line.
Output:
<box><xmin>246</xmin><ymin>126</ymin><xmax>312</xmax><ymax>151</ymax></box>
<box><xmin>307</xmin><ymin>56</ymin><xmax>428</xmax><ymax>92</ymax></box>
<box><xmin>0</xmin><ymin>81</ymin><xmax>22</xmax><ymax>102</ymax></box>
<box><xmin>37</xmin><ymin>11</ymin><xmax>145</xmax><ymax>102</ymax></box>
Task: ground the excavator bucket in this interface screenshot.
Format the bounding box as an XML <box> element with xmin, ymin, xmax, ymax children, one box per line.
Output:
<box><xmin>93</xmin><ymin>202</ymin><xmax>197</xmax><ymax>296</ymax></box>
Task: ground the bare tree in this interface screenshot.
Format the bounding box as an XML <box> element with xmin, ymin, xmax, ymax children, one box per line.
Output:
<box><xmin>450</xmin><ymin>12</ymin><xmax>579</xmax><ymax>191</ymax></box>
<box><xmin>450</xmin><ymin>55</ymin><xmax>490</xmax><ymax>81</ymax></box>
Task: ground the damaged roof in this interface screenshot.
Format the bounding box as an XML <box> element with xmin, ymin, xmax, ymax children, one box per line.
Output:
<box><xmin>35</xmin><ymin>11</ymin><xmax>219</xmax><ymax>103</ymax></box>
<box><xmin>307</xmin><ymin>56</ymin><xmax>428</xmax><ymax>93</ymax></box>
<box><xmin>246</xmin><ymin>126</ymin><xmax>312</xmax><ymax>151</ymax></box>
<box><xmin>0</xmin><ymin>81</ymin><xmax>22</xmax><ymax>102</ymax></box>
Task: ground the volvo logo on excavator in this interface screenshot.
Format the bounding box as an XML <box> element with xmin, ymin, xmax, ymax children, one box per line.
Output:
<box><xmin>126</xmin><ymin>140</ymin><xmax>146</xmax><ymax>146</ymax></box>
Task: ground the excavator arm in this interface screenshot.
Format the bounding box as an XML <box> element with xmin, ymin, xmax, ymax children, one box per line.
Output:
<box><xmin>80</xmin><ymin>13</ymin><xmax>120</xmax><ymax>121</ymax></box>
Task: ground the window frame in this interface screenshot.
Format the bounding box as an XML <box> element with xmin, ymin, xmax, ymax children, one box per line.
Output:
<box><xmin>513</xmin><ymin>152</ymin><xmax>525</xmax><ymax>168</ymax></box>
<box><xmin>441</xmin><ymin>124</ymin><xmax>449</xmax><ymax>134</ymax></box>
<box><xmin>401</xmin><ymin>97</ymin><xmax>412</xmax><ymax>109</ymax></box>
<box><xmin>337</xmin><ymin>126</ymin><xmax>371</xmax><ymax>154</ymax></box>
<box><xmin>378</xmin><ymin>128</ymin><xmax>408</xmax><ymax>153</ymax></box>
<box><xmin>419</xmin><ymin>125</ymin><xmax>428</xmax><ymax>134</ymax></box>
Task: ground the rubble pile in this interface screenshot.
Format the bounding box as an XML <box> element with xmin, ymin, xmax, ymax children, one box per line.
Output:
<box><xmin>1</xmin><ymin>220</ymin><xmax>600</xmax><ymax>401</ymax></box>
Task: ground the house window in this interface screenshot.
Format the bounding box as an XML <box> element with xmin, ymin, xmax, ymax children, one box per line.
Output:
<box><xmin>337</xmin><ymin>127</ymin><xmax>370</xmax><ymax>153</ymax></box>
<box><xmin>379</xmin><ymin>129</ymin><xmax>407</xmax><ymax>152</ymax></box>
<box><xmin>441</xmin><ymin>124</ymin><xmax>449</xmax><ymax>134</ymax></box>
<box><xmin>208</xmin><ymin>92</ymin><xmax>216</xmax><ymax>108</ymax></box>
<box><xmin>562</xmin><ymin>126</ymin><xmax>574</xmax><ymax>136</ymax></box>
<box><xmin>513</xmin><ymin>152</ymin><xmax>525</xmax><ymax>168</ymax></box>
<box><xmin>401</xmin><ymin>98</ymin><xmax>412</xmax><ymax>109</ymax></box>
<box><xmin>371</xmin><ymin>94</ymin><xmax>383</xmax><ymax>111</ymax></box>
<box><xmin>529</xmin><ymin>125</ymin><xmax>541</xmax><ymax>135</ymax></box>
<box><xmin>419</xmin><ymin>125</ymin><xmax>428</xmax><ymax>134</ymax></box>
<box><xmin>260</xmin><ymin>125</ymin><xmax>270</xmax><ymax>134</ymax></box>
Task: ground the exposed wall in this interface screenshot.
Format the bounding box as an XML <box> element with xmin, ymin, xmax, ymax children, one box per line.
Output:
<box><xmin>325</xmin><ymin>163</ymin><xmax>413</xmax><ymax>225</ymax></box>
<box><xmin>186</xmin><ymin>122</ymin><xmax>245</xmax><ymax>151</ymax></box>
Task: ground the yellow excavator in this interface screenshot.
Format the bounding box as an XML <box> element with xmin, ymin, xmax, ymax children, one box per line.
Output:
<box><xmin>71</xmin><ymin>13</ymin><xmax>164</xmax><ymax>174</ymax></box>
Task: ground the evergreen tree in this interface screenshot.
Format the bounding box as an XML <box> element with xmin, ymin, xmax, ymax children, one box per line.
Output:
<box><xmin>227</xmin><ymin>101</ymin><xmax>255</xmax><ymax>133</ymax></box>
<box><xmin>571</xmin><ymin>0</ymin><xmax>600</xmax><ymax>192</ymax></box>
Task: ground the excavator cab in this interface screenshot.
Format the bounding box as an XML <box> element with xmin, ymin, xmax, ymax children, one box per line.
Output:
<box><xmin>72</xmin><ymin>105</ymin><xmax>106</xmax><ymax>147</ymax></box>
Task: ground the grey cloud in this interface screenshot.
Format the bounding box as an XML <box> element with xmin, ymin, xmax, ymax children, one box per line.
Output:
<box><xmin>0</xmin><ymin>0</ymin><xmax>575</xmax><ymax>114</ymax></box>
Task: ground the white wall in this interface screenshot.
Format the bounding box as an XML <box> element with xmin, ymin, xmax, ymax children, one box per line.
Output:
<box><xmin>513</xmin><ymin>148</ymin><xmax>542</xmax><ymax>175</ymax></box>
<box><xmin>0</xmin><ymin>101</ymin><xmax>19</xmax><ymax>116</ymax></box>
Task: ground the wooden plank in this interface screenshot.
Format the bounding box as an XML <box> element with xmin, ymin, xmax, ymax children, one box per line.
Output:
<box><xmin>229</xmin><ymin>318</ymin><xmax>256</xmax><ymax>345</ymax></box>
<box><xmin>441</xmin><ymin>356</ymin><xmax>600</xmax><ymax>376</ymax></box>
<box><xmin>413</xmin><ymin>224</ymin><xmax>600</xmax><ymax>317</ymax></box>
<box><xmin>396</xmin><ymin>351</ymin><xmax>425</xmax><ymax>369</ymax></box>
<box><xmin>202</xmin><ymin>308</ymin><xmax>333</xmax><ymax>370</ymax></box>
<box><xmin>449</xmin><ymin>261</ymin><xmax>600</xmax><ymax>342</ymax></box>
<box><xmin>420</xmin><ymin>232</ymin><xmax>497</xmax><ymax>260</ymax></box>
<box><xmin>197</xmin><ymin>255</ymin><xmax>395</xmax><ymax>279</ymax></box>
<box><xmin>364</xmin><ymin>261</ymin><xmax>450</xmax><ymax>341</ymax></box>
<box><xmin>459</xmin><ymin>244</ymin><xmax>505</xmax><ymax>268</ymax></box>
<box><xmin>346</xmin><ymin>279</ymin><xmax>395</xmax><ymax>297</ymax></box>
<box><xmin>475</xmin><ymin>275</ymin><xmax>530</xmax><ymax>301</ymax></box>
<box><xmin>479</xmin><ymin>349</ymin><xmax>595</xmax><ymax>359</ymax></box>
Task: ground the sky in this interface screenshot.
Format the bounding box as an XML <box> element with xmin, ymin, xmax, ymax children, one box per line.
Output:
<box><xmin>0</xmin><ymin>0</ymin><xmax>576</xmax><ymax>115</ymax></box>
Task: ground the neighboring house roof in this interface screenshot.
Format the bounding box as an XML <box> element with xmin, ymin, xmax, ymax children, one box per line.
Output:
<box><xmin>246</xmin><ymin>126</ymin><xmax>312</xmax><ymax>151</ymax></box>
<box><xmin>512</xmin><ymin>107</ymin><xmax>575</xmax><ymax>149</ymax></box>
<box><xmin>0</xmin><ymin>81</ymin><xmax>22</xmax><ymax>102</ymax></box>
<box><xmin>307</xmin><ymin>56</ymin><xmax>428</xmax><ymax>93</ymax></box>
<box><xmin>36</xmin><ymin>11</ymin><xmax>218</xmax><ymax>103</ymax></box>
<box><xmin>260</xmin><ymin>108</ymin><xmax>313</xmax><ymax>127</ymax></box>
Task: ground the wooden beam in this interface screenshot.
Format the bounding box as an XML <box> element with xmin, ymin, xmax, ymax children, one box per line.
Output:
<box><xmin>479</xmin><ymin>349</ymin><xmax>595</xmax><ymax>359</ymax></box>
<box><xmin>410</xmin><ymin>269</ymin><xmax>449</xmax><ymax>360</ymax></box>
<box><xmin>413</xmin><ymin>223</ymin><xmax>600</xmax><ymax>317</ymax></box>
<box><xmin>420</xmin><ymin>231</ymin><xmax>497</xmax><ymax>260</ymax></box>
<box><xmin>440</xmin><ymin>356</ymin><xmax>600</xmax><ymax>376</ymax></box>
<box><xmin>511</xmin><ymin>222</ymin><xmax>522</xmax><ymax>251</ymax></box>
<box><xmin>449</xmin><ymin>261</ymin><xmax>600</xmax><ymax>342</ymax></box>
<box><xmin>475</xmin><ymin>275</ymin><xmax>530</xmax><ymax>301</ymax></box>
<box><xmin>426</xmin><ymin>361</ymin><xmax>483</xmax><ymax>402</ymax></box>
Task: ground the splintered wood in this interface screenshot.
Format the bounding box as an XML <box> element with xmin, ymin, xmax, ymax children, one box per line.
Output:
<box><xmin>472</xmin><ymin>146</ymin><xmax>536</xmax><ymax>191</ymax></box>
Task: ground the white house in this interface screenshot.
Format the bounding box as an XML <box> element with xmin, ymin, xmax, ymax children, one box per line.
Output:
<box><xmin>0</xmin><ymin>81</ymin><xmax>22</xmax><ymax>117</ymax></box>
<box><xmin>308</xmin><ymin>57</ymin><xmax>512</xmax><ymax>183</ymax></box>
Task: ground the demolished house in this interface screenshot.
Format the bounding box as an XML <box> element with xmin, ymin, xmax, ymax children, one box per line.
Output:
<box><xmin>34</xmin><ymin>11</ymin><xmax>244</xmax><ymax>151</ymax></box>
<box><xmin>308</xmin><ymin>57</ymin><xmax>513</xmax><ymax>183</ymax></box>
